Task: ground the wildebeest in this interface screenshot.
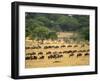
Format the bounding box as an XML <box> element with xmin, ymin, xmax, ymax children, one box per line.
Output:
<box><xmin>38</xmin><ymin>52</ymin><xmax>43</xmax><ymax>55</ymax></box>
<box><xmin>78</xmin><ymin>50</ymin><xmax>86</xmax><ymax>52</ymax></box>
<box><xmin>44</xmin><ymin>46</ymin><xmax>48</xmax><ymax>49</ymax></box>
<box><xmin>39</xmin><ymin>56</ymin><xmax>44</xmax><ymax>59</ymax></box>
<box><xmin>25</xmin><ymin>47</ymin><xmax>30</xmax><ymax>49</ymax></box>
<box><xmin>77</xmin><ymin>53</ymin><xmax>82</xmax><ymax>57</ymax></box>
<box><xmin>59</xmin><ymin>51</ymin><xmax>63</xmax><ymax>54</ymax></box>
<box><xmin>67</xmin><ymin>50</ymin><xmax>72</xmax><ymax>53</ymax></box>
<box><xmin>48</xmin><ymin>55</ymin><xmax>54</xmax><ymax>59</ymax></box>
<box><xmin>61</xmin><ymin>45</ymin><xmax>66</xmax><ymax>48</ymax></box>
<box><xmin>67</xmin><ymin>45</ymin><xmax>72</xmax><ymax>47</ymax></box>
<box><xmin>84</xmin><ymin>53</ymin><xmax>89</xmax><ymax>56</ymax></box>
<box><xmin>72</xmin><ymin>50</ymin><xmax>77</xmax><ymax>53</ymax></box>
<box><xmin>54</xmin><ymin>46</ymin><xmax>59</xmax><ymax>48</ymax></box>
<box><xmin>31</xmin><ymin>56</ymin><xmax>37</xmax><ymax>60</ymax></box>
<box><xmin>69</xmin><ymin>53</ymin><xmax>74</xmax><ymax>57</ymax></box>
<box><xmin>25</xmin><ymin>56</ymin><xmax>31</xmax><ymax>60</ymax></box>
<box><xmin>46</xmin><ymin>51</ymin><xmax>51</xmax><ymax>55</ymax></box>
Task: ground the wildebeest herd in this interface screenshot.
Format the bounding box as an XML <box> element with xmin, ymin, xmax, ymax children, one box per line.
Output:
<box><xmin>25</xmin><ymin>44</ymin><xmax>89</xmax><ymax>60</ymax></box>
<box><xmin>25</xmin><ymin>39</ymin><xmax>89</xmax><ymax>68</ymax></box>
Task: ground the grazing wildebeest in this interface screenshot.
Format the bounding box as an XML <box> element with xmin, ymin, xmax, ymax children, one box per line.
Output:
<box><xmin>25</xmin><ymin>47</ymin><xmax>30</xmax><ymax>49</ymax></box>
<box><xmin>54</xmin><ymin>46</ymin><xmax>59</xmax><ymax>48</ymax></box>
<box><xmin>58</xmin><ymin>55</ymin><xmax>63</xmax><ymax>58</ymax></box>
<box><xmin>67</xmin><ymin>50</ymin><xmax>72</xmax><ymax>53</ymax></box>
<box><xmin>61</xmin><ymin>45</ymin><xmax>66</xmax><ymax>48</ymax></box>
<box><xmin>59</xmin><ymin>51</ymin><xmax>63</xmax><ymax>54</ymax></box>
<box><xmin>84</xmin><ymin>53</ymin><xmax>89</xmax><ymax>56</ymax></box>
<box><xmin>48</xmin><ymin>46</ymin><xmax>52</xmax><ymax>48</ymax></box>
<box><xmin>38</xmin><ymin>52</ymin><xmax>43</xmax><ymax>55</ymax></box>
<box><xmin>69</xmin><ymin>53</ymin><xmax>74</xmax><ymax>57</ymax></box>
<box><xmin>67</xmin><ymin>45</ymin><xmax>72</xmax><ymax>47</ymax></box>
<box><xmin>25</xmin><ymin>56</ymin><xmax>31</xmax><ymax>60</ymax></box>
<box><xmin>72</xmin><ymin>50</ymin><xmax>77</xmax><ymax>53</ymax></box>
<box><xmin>39</xmin><ymin>56</ymin><xmax>44</xmax><ymax>59</ymax></box>
<box><xmin>48</xmin><ymin>55</ymin><xmax>54</xmax><ymax>59</ymax></box>
<box><xmin>77</xmin><ymin>53</ymin><xmax>82</xmax><ymax>57</ymax></box>
<box><xmin>46</xmin><ymin>51</ymin><xmax>51</xmax><ymax>55</ymax></box>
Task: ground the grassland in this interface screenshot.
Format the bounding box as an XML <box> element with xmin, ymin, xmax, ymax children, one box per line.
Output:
<box><xmin>25</xmin><ymin>32</ymin><xmax>89</xmax><ymax>68</ymax></box>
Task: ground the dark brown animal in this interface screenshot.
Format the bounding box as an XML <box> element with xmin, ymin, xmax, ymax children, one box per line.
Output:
<box><xmin>31</xmin><ymin>56</ymin><xmax>37</xmax><ymax>60</ymax></box>
<box><xmin>77</xmin><ymin>53</ymin><xmax>82</xmax><ymax>57</ymax></box>
<box><xmin>74</xmin><ymin>45</ymin><xmax>78</xmax><ymax>47</ymax></box>
<box><xmin>39</xmin><ymin>56</ymin><xmax>44</xmax><ymax>59</ymax></box>
<box><xmin>38</xmin><ymin>52</ymin><xmax>43</xmax><ymax>55</ymax></box>
<box><xmin>84</xmin><ymin>53</ymin><xmax>89</xmax><ymax>56</ymax></box>
<box><xmin>61</xmin><ymin>45</ymin><xmax>66</xmax><ymax>48</ymax></box>
<box><xmin>69</xmin><ymin>53</ymin><xmax>74</xmax><ymax>57</ymax></box>
<box><xmin>46</xmin><ymin>51</ymin><xmax>51</xmax><ymax>55</ymax></box>
<box><xmin>67</xmin><ymin>45</ymin><xmax>72</xmax><ymax>47</ymax></box>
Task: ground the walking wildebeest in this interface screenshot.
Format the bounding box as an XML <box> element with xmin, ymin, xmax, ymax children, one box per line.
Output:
<box><xmin>67</xmin><ymin>45</ymin><xmax>72</xmax><ymax>47</ymax></box>
<box><xmin>38</xmin><ymin>52</ymin><xmax>43</xmax><ymax>55</ymax></box>
<box><xmin>46</xmin><ymin>51</ymin><xmax>51</xmax><ymax>55</ymax></box>
<box><xmin>61</xmin><ymin>45</ymin><xmax>66</xmax><ymax>48</ymax></box>
<box><xmin>69</xmin><ymin>53</ymin><xmax>74</xmax><ymax>57</ymax></box>
<box><xmin>77</xmin><ymin>53</ymin><xmax>82</xmax><ymax>57</ymax></box>
<box><xmin>31</xmin><ymin>56</ymin><xmax>37</xmax><ymax>60</ymax></box>
<box><xmin>39</xmin><ymin>56</ymin><xmax>44</xmax><ymax>59</ymax></box>
<box><xmin>84</xmin><ymin>53</ymin><xmax>89</xmax><ymax>56</ymax></box>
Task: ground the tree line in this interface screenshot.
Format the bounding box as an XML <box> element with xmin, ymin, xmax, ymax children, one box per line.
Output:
<box><xmin>25</xmin><ymin>13</ymin><xmax>89</xmax><ymax>41</ymax></box>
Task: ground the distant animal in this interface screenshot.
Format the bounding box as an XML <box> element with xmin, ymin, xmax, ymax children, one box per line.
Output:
<box><xmin>77</xmin><ymin>53</ymin><xmax>82</xmax><ymax>57</ymax></box>
<box><xmin>25</xmin><ymin>56</ymin><xmax>31</xmax><ymax>60</ymax></box>
<box><xmin>54</xmin><ymin>46</ymin><xmax>59</xmax><ymax>48</ymax></box>
<box><xmin>67</xmin><ymin>50</ymin><xmax>72</xmax><ymax>53</ymax></box>
<box><xmin>72</xmin><ymin>50</ymin><xmax>77</xmax><ymax>53</ymax></box>
<box><xmin>84</xmin><ymin>53</ymin><xmax>89</xmax><ymax>56</ymax></box>
<box><xmin>31</xmin><ymin>56</ymin><xmax>37</xmax><ymax>60</ymax></box>
<box><xmin>63</xmin><ymin>51</ymin><xmax>68</xmax><ymax>54</ymax></box>
<box><xmin>67</xmin><ymin>45</ymin><xmax>72</xmax><ymax>47</ymax></box>
<box><xmin>59</xmin><ymin>51</ymin><xmax>63</xmax><ymax>54</ymax></box>
<box><xmin>38</xmin><ymin>52</ymin><xmax>43</xmax><ymax>55</ymax></box>
<box><xmin>25</xmin><ymin>47</ymin><xmax>30</xmax><ymax>49</ymax></box>
<box><xmin>69</xmin><ymin>53</ymin><xmax>74</xmax><ymax>57</ymax></box>
<box><xmin>39</xmin><ymin>56</ymin><xmax>44</xmax><ymax>59</ymax></box>
<box><xmin>61</xmin><ymin>45</ymin><xmax>66</xmax><ymax>48</ymax></box>
<box><xmin>46</xmin><ymin>51</ymin><xmax>51</xmax><ymax>55</ymax></box>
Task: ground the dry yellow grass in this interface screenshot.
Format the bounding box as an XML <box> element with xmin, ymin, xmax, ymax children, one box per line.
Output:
<box><xmin>25</xmin><ymin>42</ymin><xmax>89</xmax><ymax>68</ymax></box>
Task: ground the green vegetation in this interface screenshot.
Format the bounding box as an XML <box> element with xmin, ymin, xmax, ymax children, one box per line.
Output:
<box><xmin>25</xmin><ymin>13</ymin><xmax>89</xmax><ymax>41</ymax></box>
